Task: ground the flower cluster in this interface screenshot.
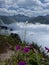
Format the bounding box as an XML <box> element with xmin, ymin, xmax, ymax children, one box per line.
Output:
<box><xmin>15</xmin><ymin>45</ymin><xmax>31</xmax><ymax>65</ymax></box>
<box><xmin>18</xmin><ymin>61</ymin><xmax>26</xmax><ymax>65</ymax></box>
<box><xmin>45</xmin><ymin>47</ymin><xmax>49</xmax><ymax>52</ymax></box>
<box><xmin>16</xmin><ymin>45</ymin><xmax>21</xmax><ymax>50</ymax></box>
<box><xmin>16</xmin><ymin>45</ymin><xmax>30</xmax><ymax>53</ymax></box>
<box><xmin>23</xmin><ymin>47</ymin><xmax>30</xmax><ymax>53</ymax></box>
<box><xmin>4</xmin><ymin>44</ymin><xmax>49</xmax><ymax>65</ymax></box>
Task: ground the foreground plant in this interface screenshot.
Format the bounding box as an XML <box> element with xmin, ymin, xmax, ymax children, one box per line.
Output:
<box><xmin>3</xmin><ymin>44</ymin><xmax>49</xmax><ymax>65</ymax></box>
<box><xmin>18</xmin><ymin>61</ymin><xmax>26</xmax><ymax>65</ymax></box>
<box><xmin>45</xmin><ymin>47</ymin><xmax>49</xmax><ymax>52</ymax></box>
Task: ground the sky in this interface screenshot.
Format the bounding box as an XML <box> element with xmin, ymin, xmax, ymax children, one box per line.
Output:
<box><xmin>0</xmin><ymin>0</ymin><xmax>49</xmax><ymax>17</ymax></box>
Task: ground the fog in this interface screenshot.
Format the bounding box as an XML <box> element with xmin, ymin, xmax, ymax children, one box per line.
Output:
<box><xmin>9</xmin><ymin>22</ymin><xmax>49</xmax><ymax>48</ymax></box>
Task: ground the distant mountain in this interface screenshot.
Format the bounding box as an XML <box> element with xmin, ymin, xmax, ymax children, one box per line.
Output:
<box><xmin>45</xmin><ymin>15</ymin><xmax>49</xmax><ymax>19</ymax></box>
<box><xmin>12</xmin><ymin>14</ymin><xmax>30</xmax><ymax>22</ymax></box>
<box><xmin>0</xmin><ymin>16</ymin><xmax>16</xmax><ymax>24</ymax></box>
<box><xmin>28</xmin><ymin>15</ymin><xmax>49</xmax><ymax>24</ymax></box>
<box><xmin>0</xmin><ymin>14</ymin><xmax>30</xmax><ymax>24</ymax></box>
<box><xmin>0</xmin><ymin>14</ymin><xmax>49</xmax><ymax>24</ymax></box>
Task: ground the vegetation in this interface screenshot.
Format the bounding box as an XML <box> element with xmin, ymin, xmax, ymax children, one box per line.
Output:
<box><xmin>0</xmin><ymin>34</ymin><xmax>21</xmax><ymax>53</ymax></box>
<box><xmin>0</xmin><ymin>35</ymin><xmax>49</xmax><ymax>65</ymax></box>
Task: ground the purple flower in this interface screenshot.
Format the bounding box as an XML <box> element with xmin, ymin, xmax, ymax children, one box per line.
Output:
<box><xmin>28</xmin><ymin>44</ymin><xmax>32</xmax><ymax>47</ymax></box>
<box><xmin>16</xmin><ymin>45</ymin><xmax>21</xmax><ymax>50</ymax></box>
<box><xmin>45</xmin><ymin>47</ymin><xmax>49</xmax><ymax>52</ymax></box>
<box><xmin>18</xmin><ymin>61</ymin><xmax>26</xmax><ymax>65</ymax></box>
<box><xmin>23</xmin><ymin>47</ymin><xmax>30</xmax><ymax>53</ymax></box>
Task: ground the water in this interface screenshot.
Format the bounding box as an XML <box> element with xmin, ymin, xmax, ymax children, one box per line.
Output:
<box><xmin>8</xmin><ymin>22</ymin><xmax>49</xmax><ymax>49</ymax></box>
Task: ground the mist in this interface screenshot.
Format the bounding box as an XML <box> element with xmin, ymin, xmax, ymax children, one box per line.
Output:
<box><xmin>8</xmin><ymin>22</ymin><xmax>49</xmax><ymax>48</ymax></box>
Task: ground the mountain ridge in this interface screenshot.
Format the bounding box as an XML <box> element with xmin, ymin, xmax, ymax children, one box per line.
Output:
<box><xmin>0</xmin><ymin>14</ymin><xmax>49</xmax><ymax>24</ymax></box>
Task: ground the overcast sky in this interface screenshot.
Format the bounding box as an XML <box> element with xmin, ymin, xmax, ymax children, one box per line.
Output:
<box><xmin>0</xmin><ymin>0</ymin><xmax>49</xmax><ymax>17</ymax></box>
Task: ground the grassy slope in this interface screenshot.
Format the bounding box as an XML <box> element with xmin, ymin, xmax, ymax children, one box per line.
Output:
<box><xmin>0</xmin><ymin>34</ymin><xmax>21</xmax><ymax>53</ymax></box>
<box><xmin>0</xmin><ymin>35</ymin><xmax>49</xmax><ymax>65</ymax></box>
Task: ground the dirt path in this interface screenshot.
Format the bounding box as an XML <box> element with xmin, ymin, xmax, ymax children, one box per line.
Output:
<box><xmin>0</xmin><ymin>50</ymin><xmax>14</xmax><ymax>61</ymax></box>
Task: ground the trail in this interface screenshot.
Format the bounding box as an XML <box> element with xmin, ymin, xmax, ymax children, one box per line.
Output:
<box><xmin>0</xmin><ymin>50</ymin><xmax>14</xmax><ymax>61</ymax></box>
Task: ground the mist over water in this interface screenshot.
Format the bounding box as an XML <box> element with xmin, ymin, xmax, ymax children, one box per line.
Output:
<box><xmin>9</xmin><ymin>22</ymin><xmax>49</xmax><ymax>48</ymax></box>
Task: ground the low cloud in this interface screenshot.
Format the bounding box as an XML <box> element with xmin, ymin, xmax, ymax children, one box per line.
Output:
<box><xmin>8</xmin><ymin>22</ymin><xmax>49</xmax><ymax>48</ymax></box>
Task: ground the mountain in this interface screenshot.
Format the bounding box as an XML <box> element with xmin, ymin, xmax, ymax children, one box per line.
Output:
<box><xmin>0</xmin><ymin>15</ymin><xmax>30</xmax><ymax>24</ymax></box>
<box><xmin>12</xmin><ymin>14</ymin><xmax>30</xmax><ymax>22</ymax></box>
<box><xmin>28</xmin><ymin>15</ymin><xmax>49</xmax><ymax>24</ymax></box>
<box><xmin>0</xmin><ymin>14</ymin><xmax>49</xmax><ymax>24</ymax></box>
<box><xmin>13</xmin><ymin>14</ymin><xmax>49</xmax><ymax>24</ymax></box>
<box><xmin>0</xmin><ymin>16</ymin><xmax>16</xmax><ymax>24</ymax></box>
<box><xmin>45</xmin><ymin>15</ymin><xmax>49</xmax><ymax>19</ymax></box>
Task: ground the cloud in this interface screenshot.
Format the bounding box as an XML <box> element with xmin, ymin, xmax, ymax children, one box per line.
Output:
<box><xmin>44</xmin><ymin>0</ymin><xmax>49</xmax><ymax>2</ymax></box>
<box><xmin>8</xmin><ymin>22</ymin><xmax>49</xmax><ymax>48</ymax></box>
<box><xmin>0</xmin><ymin>0</ymin><xmax>49</xmax><ymax>17</ymax></box>
<box><xmin>0</xmin><ymin>8</ymin><xmax>17</xmax><ymax>16</ymax></box>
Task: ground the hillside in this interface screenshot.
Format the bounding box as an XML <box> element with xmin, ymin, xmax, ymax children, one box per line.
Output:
<box><xmin>0</xmin><ymin>34</ymin><xmax>21</xmax><ymax>53</ymax></box>
<box><xmin>0</xmin><ymin>35</ymin><xmax>49</xmax><ymax>65</ymax></box>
